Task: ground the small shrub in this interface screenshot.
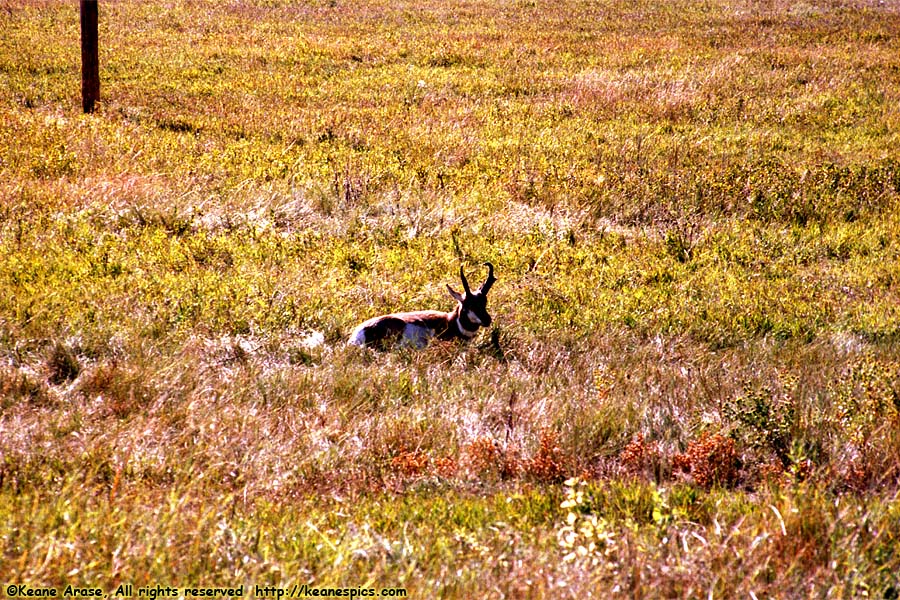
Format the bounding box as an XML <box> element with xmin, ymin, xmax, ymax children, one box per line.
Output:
<box><xmin>465</xmin><ymin>436</ymin><xmax>519</xmax><ymax>480</ymax></box>
<box><xmin>557</xmin><ymin>477</ymin><xmax>619</xmax><ymax>567</ymax></box>
<box><xmin>831</xmin><ymin>354</ymin><xmax>900</xmax><ymax>489</ymax></box>
<box><xmin>834</xmin><ymin>354</ymin><xmax>900</xmax><ymax>444</ymax></box>
<box><xmin>674</xmin><ymin>432</ymin><xmax>739</xmax><ymax>488</ymax></box>
<box><xmin>523</xmin><ymin>429</ymin><xmax>566</xmax><ymax>483</ymax></box>
<box><xmin>725</xmin><ymin>377</ymin><xmax>796</xmax><ymax>466</ymax></box>
<box><xmin>390</xmin><ymin>450</ymin><xmax>430</xmax><ymax>477</ymax></box>
<box><xmin>431</xmin><ymin>456</ymin><xmax>458</xmax><ymax>478</ymax></box>
<box><xmin>619</xmin><ymin>433</ymin><xmax>666</xmax><ymax>481</ymax></box>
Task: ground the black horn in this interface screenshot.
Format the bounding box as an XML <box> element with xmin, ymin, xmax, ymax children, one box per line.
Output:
<box><xmin>480</xmin><ymin>262</ymin><xmax>496</xmax><ymax>295</ymax></box>
<box><xmin>459</xmin><ymin>265</ymin><xmax>472</xmax><ymax>295</ymax></box>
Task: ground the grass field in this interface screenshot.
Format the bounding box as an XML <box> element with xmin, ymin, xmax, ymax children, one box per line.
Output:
<box><xmin>2</xmin><ymin>0</ymin><xmax>900</xmax><ymax>597</ymax></box>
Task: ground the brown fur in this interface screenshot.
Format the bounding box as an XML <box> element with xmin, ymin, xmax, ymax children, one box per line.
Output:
<box><xmin>352</xmin><ymin>307</ymin><xmax>462</xmax><ymax>348</ymax></box>
<box><xmin>349</xmin><ymin>263</ymin><xmax>495</xmax><ymax>349</ymax></box>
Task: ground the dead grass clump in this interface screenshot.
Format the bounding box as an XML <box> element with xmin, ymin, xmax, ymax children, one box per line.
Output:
<box><xmin>843</xmin><ymin>459</ymin><xmax>872</xmax><ymax>493</ymax></box>
<box><xmin>463</xmin><ymin>430</ymin><xmax>569</xmax><ymax>483</ymax></box>
<box><xmin>839</xmin><ymin>430</ymin><xmax>900</xmax><ymax>492</ymax></box>
<box><xmin>389</xmin><ymin>452</ymin><xmax>461</xmax><ymax>480</ymax></box>
<box><xmin>390</xmin><ymin>449</ymin><xmax>430</xmax><ymax>477</ymax></box>
<box><xmin>674</xmin><ymin>432</ymin><xmax>739</xmax><ymax>488</ymax></box>
<box><xmin>523</xmin><ymin>429</ymin><xmax>567</xmax><ymax>483</ymax></box>
<box><xmin>0</xmin><ymin>366</ymin><xmax>48</xmax><ymax>407</ymax></box>
<box><xmin>465</xmin><ymin>436</ymin><xmax>520</xmax><ymax>480</ymax></box>
<box><xmin>380</xmin><ymin>427</ymin><xmax>570</xmax><ymax>484</ymax></box>
<box><xmin>619</xmin><ymin>433</ymin><xmax>666</xmax><ymax>481</ymax></box>
<box><xmin>432</xmin><ymin>456</ymin><xmax>459</xmax><ymax>479</ymax></box>
<box><xmin>78</xmin><ymin>361</ymin><xmax>155</xmax><ymax>419</ymax></box>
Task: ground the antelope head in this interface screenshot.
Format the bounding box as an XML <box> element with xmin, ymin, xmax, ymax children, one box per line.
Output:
<box><xmin>446</xmin><ymin>262</ymin><xmax>496</xmax><ymax>334</ymax></box>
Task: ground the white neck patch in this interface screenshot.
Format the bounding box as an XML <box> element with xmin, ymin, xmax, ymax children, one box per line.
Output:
<box><xmin>456</xmin><ymin>316</ymin><xmax>479</xmax><ymax>337</ymax></box>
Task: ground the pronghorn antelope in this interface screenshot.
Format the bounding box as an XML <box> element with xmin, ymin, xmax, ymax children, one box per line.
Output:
<box><xmin>349</xmin><ymin>263</ymin><xmax>496</xmax><ymax>349</ymax></box>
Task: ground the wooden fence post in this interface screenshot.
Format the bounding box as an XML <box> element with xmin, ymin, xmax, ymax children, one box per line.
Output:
<box><xmin>80</xmin><ymin>0</ymin><xmax>99</xmax><ymax>113</ymax></box>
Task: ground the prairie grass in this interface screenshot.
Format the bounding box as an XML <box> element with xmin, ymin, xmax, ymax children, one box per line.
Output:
<box><xmin>2</xmin><ymin>0</ymin><xmax>900</xmax><ymax>597</ymax></box>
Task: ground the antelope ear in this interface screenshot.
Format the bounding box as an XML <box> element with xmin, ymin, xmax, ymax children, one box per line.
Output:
<box><xmin>446</xmin><ymin>284</ymin><xmax>465</xmax><ymax>303</ymax></box>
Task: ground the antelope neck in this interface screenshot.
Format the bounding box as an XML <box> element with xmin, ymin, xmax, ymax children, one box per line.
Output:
<box><xmin>455</xmin><ymin>308</ymin><xmax>480</xmax><ymax>338</ymax></box>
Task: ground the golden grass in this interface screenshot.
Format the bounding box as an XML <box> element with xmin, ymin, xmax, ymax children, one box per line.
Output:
<box><xmin>2</xmin><ymin>0</ymin><xmax>900</xmax><ymax>596</ymax></box>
